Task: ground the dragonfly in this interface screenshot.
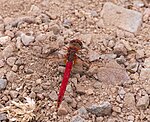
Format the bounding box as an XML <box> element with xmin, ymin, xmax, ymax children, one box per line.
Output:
<box><xmin>30</xmin><ymin>38</ymin><xmax>129</xmax><ymax>109</ymax></box>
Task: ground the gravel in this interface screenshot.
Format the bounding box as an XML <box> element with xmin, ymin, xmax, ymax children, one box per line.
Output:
<box><xmin>0</xmin><ymin>0</ymin><xmax>149</xmax><ymax>121</ymax></box>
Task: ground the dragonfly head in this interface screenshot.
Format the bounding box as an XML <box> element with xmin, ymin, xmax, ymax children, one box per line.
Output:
<box><xmin>70</xmin><ymin>39</ymin><xmax>83</xmax><ymax>50</ymax></box>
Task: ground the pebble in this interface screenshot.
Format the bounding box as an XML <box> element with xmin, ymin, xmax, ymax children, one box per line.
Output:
<box><xmin>143</xmin><ymin>84</ymin><xmax>150</xmax><ymax>94</ymax></box>
<box><xmin>113</xmin><ymin>42</ymin><xmax>127</xmax><ymax>56</ymax></box>
<box><xmin>101</xmin><ymin>2</ymin><xmax>142</xmax><ymax>32</ymax></box>
<box><xmin>118</xmin><ymin>87</ymin><xmax>126</xmax><ymax>99</ymax></box>
<box><xmin>140</xmin><ymin>68</ymin><xmax>150</xmax><ymax>80</ymax></box>
<box><xmin>77</xmin><ymin>106</ymin><xmax>88</xmax><ymax>115</ymax></box>
<box><xmin>133</xmin><ymin>0</ymin><xmax>144</xmax><ymax>7</ymax></box>
<box><xmin>71</xmin><ymin>115</ymin><xmax>85</xmax><ymax>122</ymax></box>
<box><xmin>86</xmin><ymin>88</ymin><xmax>94</xmax><ymax>95</ymax></box>
<box><xmin>6</xmin><ymin>71</ymin><xmax>17</xmax><ymax>82</ymax></box>
<box><xmin>5</xmin><ymin>30</ymin><xmax>15</xmax><ymax>38</ymax></box>
<box><xmin>28</xmin><ymin>5</ymin><xmax>41</xmax><ymax>16</ymax></box>
<box><xmin>76</xmin><ymin>84</ymin><xmax>86</xmax><ymax>95</ymax></box>
<box><xmin>93</xmin><ymin>82</ymin><xmax>102</xmax><ymax>89</ymax></box>
<box><xmin>124</xmin><ymin>93</ymin><xmax>136</xmax><ymax>109</ymax></box>
<box><xmin>88</xmin><ymin>50</ymin><xmax>100</xmax><ymax>62</ymax></box>
<box><xmin>9</xmin><ymin>90</ymin><xmax>18</xmax><ymax>98</ymax></box>
<box><xmin>86</xmin><ymin>101</ymin><xmax>112</xmax><ymax>116</ymax></box>
<box><xmin>96</xmin><ymin>117</ymin><xmax>104</xmax><ymax>122</ymax></box>
<box><xmin>136</xmin><ymin>94</ymin><xmax>149</xmax><ymax>109</ymax></box>
<box><xmin>0</xmin><ymin>78</ymin><xmax>7</xmax><ymax>90</ymax></box>
<box><xmin>57</xmin><ymin>101</ymin><xmax>69</xmax><ymax>115</ymax></box>
<box><xmin>6</xmin><ymin>56</ymin><xmax>17</xmax><ymax>66</ymax></box>
<box><xmin>12</xmin><ymin>65</ymin><xmax>18</xmax><ymax>72</ymax></box>
<box><xmin>136</xmin><ymin>49</ymin><xmax>145</xmax><ymax>59</ymax></box>
<box><xmin>49</xmin><ymin>24</ymin><xmax>60</xmax><ymax>35</ymax></box>
<box><xmin>49</xmin><ymin>90</ymin><xmax>58</xmax><ymax>101</ymax></box>
<box><xmin>0</xmin><ymin>23</ymin><xmax>4</xmax><ymax>31</ymax></box>
<box><xmin>0</xmin><ymin>59</ymin><xmax>5</xmax><ymax>68</ymax></box>
<box><xmin>112</xmin><ymin>106</ymin><xmax>121</xmax><ymax>113</ymax></box>
<box><xmin>0</xmin><ymin>36</ymin><xmax>11</xmax><ymax>46</ymax></box>
<box><xmin>144</xmin><ymin>57</ymin><xmax>150</xmax><ymax>68</ymax></box>
<box><xmin>0</xmin><ymin>113</ymin><xmax>7</xmax><ymax>121</ymax></box>
<box><xmin>20</xmin><ymin>33</ymin><xmax>35</xmax><ymax>46</ymax></box>
<box><xmin>127</xmin><ymin>115</ymin><xmax>135</xmax><ymax>122</ymax></box>
<box><xmin>2</xmin><ymin>43</ymin><xmax>15</xmax><ymax>59</ymax></box>
<box><xmin>35</xmin><ymin>33</ymin><xmax>47</xmax><ymax>42</ymax></box>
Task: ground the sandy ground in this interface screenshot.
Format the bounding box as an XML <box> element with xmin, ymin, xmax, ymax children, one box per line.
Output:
<box><xmin>0</xmin><ymin>0</ymin><xmax>150</xmax><ymax>122</ymax></box>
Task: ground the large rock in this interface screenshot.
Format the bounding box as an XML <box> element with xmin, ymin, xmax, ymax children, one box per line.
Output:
<box><xmin>97</xmin><ymin>60</ymin><xmax>130</xmax><ymax>84</ymax></box>
<box><xmin>101</xmin><ymin>2</ymin><xmax>142</xmax><ymax>33</ymax></box>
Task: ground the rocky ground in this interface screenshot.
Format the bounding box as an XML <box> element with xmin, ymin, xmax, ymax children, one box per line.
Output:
<box><xmin>0</xmin><ymin>0</ymin><xmax>150</xmax><ymax>122</ymax></box>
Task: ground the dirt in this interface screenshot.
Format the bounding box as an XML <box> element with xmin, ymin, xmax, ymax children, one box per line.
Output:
<box><xmin>0</xmin><ymin>0</ymin><xmax>150</xmax><ymax>122</ymax></box>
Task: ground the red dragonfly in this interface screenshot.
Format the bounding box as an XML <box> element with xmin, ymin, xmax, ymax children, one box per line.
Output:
<box><xmin>57</xmin><ymin>39</ymin><xmax>83</xmax><ymax>108</ymax></box>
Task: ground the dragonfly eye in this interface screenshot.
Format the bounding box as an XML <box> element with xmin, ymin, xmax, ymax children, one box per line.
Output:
<box><xmin>70</xmin><ymin>39</ymin><xmax>83</xmax><ymax>49</ymax></box>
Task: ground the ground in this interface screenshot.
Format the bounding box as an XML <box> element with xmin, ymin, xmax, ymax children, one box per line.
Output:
<box><xmin>0</xmin><ymin>0</ymin><xmax>150</xmax><ymax>122</ymax></box>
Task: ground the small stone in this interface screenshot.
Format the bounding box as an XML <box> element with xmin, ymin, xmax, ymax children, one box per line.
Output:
<box><xmin>88</xmin><ymin>50</ymin><xmax>100</xmax><ymax>62</ymax></box>
<box><xmin>6</xmin><ymin>71</ymin><xmax>17</xmax><ymax>82</ymax></box>
<box><xmin>66</xmin><ymin>84</ymin><xmax>73</xmax><ymax>93</ymax></box>
<box><xmin>63</xmin><ymin>19</ymin><xmax>72</xmax><ymax>28</ymax></box>
<box><xmin>80</xmin><ymin>34</ymin><xmax>92</xmax><ymax>45</ymax></box>
<box><xmin>16</xmin><ymin>37</ymin><xmax>23</xmax><ymax>49</ymax></box>
<box><xmin>21</xmin><ymin>33</ymin><xmax>35</xmax><ymax>46</ymax></box>
<box><xmin>71</xmin><ymin>99</ymin><xmax>77</xmax><ymax>108</ymax></box>
<box><xmin>57</xmin><ymin>102</ymin><xmax>68</xmax><ymax>115</ymax></box>
<box><xmin>133</xmin><ymin>0</ymin><xmax>144</xmax><ymax>7</ymax></box>
<box><xmin>101</xmin><ymin>2</ymin><xmax>142</xmax><ymax>32</ymax></box>
<box><xmin>112</xmin><ymin>106</ymin><xmax>121</xmax><ymax>113</ymax></box>
<box><xmin>143</xmin><ymin>84</ymin><xmax>150</xmax><ymax>94</ymax></box>
<box><xmin>127</xmin><ymin>115</ymin><xmax>135</xmax><ymax>122</ymax></box>
<box><xmin>136</xmin><ymin>95</ymin><xmax>149</xmax><ymax>109</ymax></box>
<box><xmin>12</xmin><ymin>65</ymin><xmax>18</xmax><ymax>72</ymax></box>
<box><xmin>71</xmin><ymin>115</ymin><xmax>85</xmax><ymax>122</ymax></box>
<box><xmin>76</xmin><ymin>84</ymin><xmax>86</xmax><ymax>95</ymax></box>
<box><xmin>36</xmin><ymin>79</ymin><xmax>42</xmax><ymax>84</ymax></box>
<box><xmin>77</xmin><ymin>106</ymin><xmax>88</xmax><ymax>115</ymax></box>
<box><xmin>10</xmin><ymin>90</ymin><xmax>18</xmax><ymax>98</ymax></box>
<box><xmin>64</xmin><ymin>96</ymin><xmax>73</xmax><ymax>104</ymax></box>
<box><xmin>107</xmin><ymin>118</ymin><xmax>118</xmax><ymax>122</ymax></box>
<box><xmin>0</xmin><ymin>113</ymin><xmax>7</xmax><ymax>121</ymax></box>
<box><xmin>86</xmin><ymin>88</ymin><xmax>94</xmax><ymax>95</ymax></box>
<box><xmin>96</xmin><ymin>19</ymin><xmax>104</xmax><ymax>28</ymax></box>
<box><xmin>0</xmin><ymin>59</ymin><xmax>5</xmax><ymax>68</ymax></box>
<box><xmin>87</xmin><ymin>101</ymin><xmax>112</xmax><ymax>116</ymax></box>
<box><xmin>136</xmin><ymin>49</ymin><xmax>145</xmax><ymax>59</ymax></box>
<box><xmin>0</xmin><ymin>36</ymin><xmax>11</xmax><ymax>46</ymax></box>
<box><xmin>93</xmin><ymin>82</ymin><xmax>102</xmax><ymax>89</ymax></box>
<box><xmin>0</xmin><ymin>24</ymin><xmax>4</xmax><ymax>31</ymax></box>
<box><xmin>49</xmin><ymin>25</ymin><xmax>60</xmax><ymax>35</ymax></box>
<box><xmin>5</xmin><ymin>30</ymin><xmax>15</xmax><ymax>38</ymax></box>
<box><xmin>140</xmin><ymin>68</ymin><xmax>150</xmax><ymax>80</ymax></box>
<box><xmin>96</xmin><ymin>117</ymin><xmax>104</xmax><ymax>122</ymax></box>
<box><xmin>0</xmin><ymin>79</ymin><xmax>7</xmax><ymax>90</ymax></box>
<box><xmin>29</xmin><ymin>5</ymin><xmax>41</xmax><ymax>16</ymax></box>
<box><xmin>2</xmin><ymin>43</ymin><xmax>15</xmax><ymax>59</ymax></box>
<box><xmin>49</xmin><ymin>90</ymin><xmax>58</xmax><ymax>101</ymax></box>
<box><xmin>24</xmin><ymin>67</ymin><xmax>34</xmax><ymax>74</ymax></box>
<box><xmin>113</xmin><ymin>42</ymin><xmax>127</xmax><ymax>56</ymax></box>
<box><xmin>118</xmin><ymin>87</ymin><xmax>126</xmax><ymax>99</ymax></box>
<box><xmin>144</xmin><ymin>57</ymin><xmax>150</xmax><ymax>68</ymax></box>
<box><xmin>35</xmin><ymin>33</ymin><xmax>47</xmax><ymax>42</ymax></box>
<box><xmin>36</xmin><ymin>93</ymin><xmax>44</xmax><ymax>100</ymax></box>
<box><xmin>108</xmin><ymin>40</ymin><xmax>115</xmax><ymax>48</ymax></box>
<box><xmin>124</xmin><ymin>93</ymin><xmax>136</xmax><ymax>109</ymax></box>
<box><xmin>6</xmin><ymin>56</ymin><xmax>17</xmax><ymax>66</ymax></box>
